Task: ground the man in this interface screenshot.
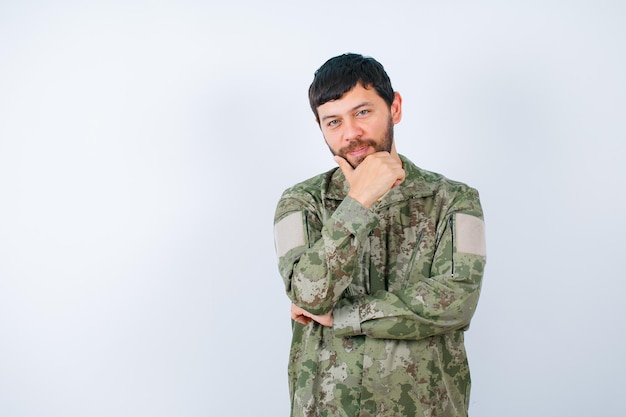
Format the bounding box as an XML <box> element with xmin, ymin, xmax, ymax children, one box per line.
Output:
<box><xmin>273</xmin><ymin>53</ymin><xmax>486</xmax><ymax>417</ymax></box>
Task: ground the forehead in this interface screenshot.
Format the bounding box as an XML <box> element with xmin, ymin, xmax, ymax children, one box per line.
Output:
<box><xmin>317</xmin><ymin>83</ymin><xmax>386</xmax><ymax>117</ymax></box>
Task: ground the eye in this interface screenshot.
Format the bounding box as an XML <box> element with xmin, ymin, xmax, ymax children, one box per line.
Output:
<box><xmin>356</xmin><ymin>109</ymin><xmax>370</xmax><ymax>117</ymax></box>
<box><xmin>327</xmin><ymin>119</ymin><xmax>340</xmax><ymax>128</ymax></box>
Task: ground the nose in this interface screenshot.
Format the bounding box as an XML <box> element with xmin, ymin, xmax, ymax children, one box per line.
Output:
<box><xmin>342</xmin><ymin>118</ymin><xmax>363</xmax><ymax>142</ymax></box>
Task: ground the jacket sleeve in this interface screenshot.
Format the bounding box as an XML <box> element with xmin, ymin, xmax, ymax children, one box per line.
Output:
<box><xmin>274</xmin><ymin>192</ymin><xmax>379</xmax><ymax>315</ymax></box>
<box><xmin>332</xmin><ymin>188</ymin><xmax>486</xmax><ymax>340</ymax></box>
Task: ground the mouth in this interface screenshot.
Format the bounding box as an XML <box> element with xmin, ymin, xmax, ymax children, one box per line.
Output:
<box><xmin>347</xmin><ymin>146</ymin><xmax>370</xmax><ymax>158</ymax></box>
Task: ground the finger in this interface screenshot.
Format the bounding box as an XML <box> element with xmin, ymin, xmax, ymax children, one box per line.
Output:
<box><xmin>392</xmin><ymin>166</ymin><xmax>406</xmax><ymax>188</ymax></box>
<box><xmin>333</xmin><ymin>155</ymin><xmax>353</xmax><ymax>178</ymax></box>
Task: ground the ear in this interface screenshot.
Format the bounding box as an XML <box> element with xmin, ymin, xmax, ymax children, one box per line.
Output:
<box><xmin>391</xmin><ymin>92</ymin><xmax>402</xmax><ymax>124</ymax></box>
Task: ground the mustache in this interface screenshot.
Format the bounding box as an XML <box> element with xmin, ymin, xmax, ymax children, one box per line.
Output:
<box><xmin>339</xmin><ymin>139</ymin><xmax>377</xmax><ymax>154</ymax></box>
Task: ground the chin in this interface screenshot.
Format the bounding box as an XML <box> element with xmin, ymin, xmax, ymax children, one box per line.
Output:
<box><xmin>350</xmin><ymin>155</ymin><xmax>367</xmax><ymax>168</ymax></box>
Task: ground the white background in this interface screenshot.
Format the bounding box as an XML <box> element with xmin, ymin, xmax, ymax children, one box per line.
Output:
<box><xmin>1</xmin><ymin>1</ymin><xmax>625</xmax><ymax>416</ymax></box>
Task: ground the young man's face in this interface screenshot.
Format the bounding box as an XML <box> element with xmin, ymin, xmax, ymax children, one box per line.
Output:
<box><xmin>317</xmin><ymin>83</ymin><xmax>402</xmax><ymax>168</ymax></box>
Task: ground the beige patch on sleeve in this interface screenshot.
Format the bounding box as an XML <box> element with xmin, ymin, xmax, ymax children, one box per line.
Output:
<box><xmin>455</xmin><ymin>213</ymin><xmax>486</xmax><ymax>257</ymax></box>
<box><xmin>274</xmin><ymin>211</ymin><xmax>306</xmax><ymax>258</ymax></box>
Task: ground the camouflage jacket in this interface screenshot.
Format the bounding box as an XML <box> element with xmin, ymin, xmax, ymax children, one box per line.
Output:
<box><xmin>273</xmin><ymin>155</ymin><xmax>486</xmax><ymax>417</ymax></box>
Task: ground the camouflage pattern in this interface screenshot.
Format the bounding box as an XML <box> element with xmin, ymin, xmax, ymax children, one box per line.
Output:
<box><xmin>274</xmin><ymin>155</ymin><xmax>486</xmax><ymax>417</ymax></box>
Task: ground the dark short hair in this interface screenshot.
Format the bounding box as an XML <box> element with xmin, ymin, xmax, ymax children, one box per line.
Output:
<box><xmin>308</xmin><ymin>53</ymin><xmax>395</xmax><ymax>122</ymax></box>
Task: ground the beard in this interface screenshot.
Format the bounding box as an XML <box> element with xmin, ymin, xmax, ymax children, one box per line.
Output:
<box><xmin>330</xmin><ymin>116</ymin><xmax>394</xmax><ymax>168</ymax></box>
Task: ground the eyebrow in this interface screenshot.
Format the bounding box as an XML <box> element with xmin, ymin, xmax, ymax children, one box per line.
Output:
<box><xmin>320</xmin><ymin>101</ymin><xmax>373</xmax><ymax>122</ymax></box>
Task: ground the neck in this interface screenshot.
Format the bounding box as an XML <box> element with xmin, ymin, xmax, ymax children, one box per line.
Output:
<box><xmin>389</xmin><ymin>142</ymin><xmax>401</xmax><ymax>164</ymax></box>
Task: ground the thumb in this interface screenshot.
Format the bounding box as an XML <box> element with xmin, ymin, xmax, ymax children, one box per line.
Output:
<box><xmin>334</xmin><ymin>155</ymin><xmax>353</xmax><ymax>178</ymax></box>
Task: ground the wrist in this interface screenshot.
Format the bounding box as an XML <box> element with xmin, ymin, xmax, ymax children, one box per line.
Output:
<box><xmin>347</xmin><ymin>190</ymin><xmax>376</xmax><ymax>208</ymax></box>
